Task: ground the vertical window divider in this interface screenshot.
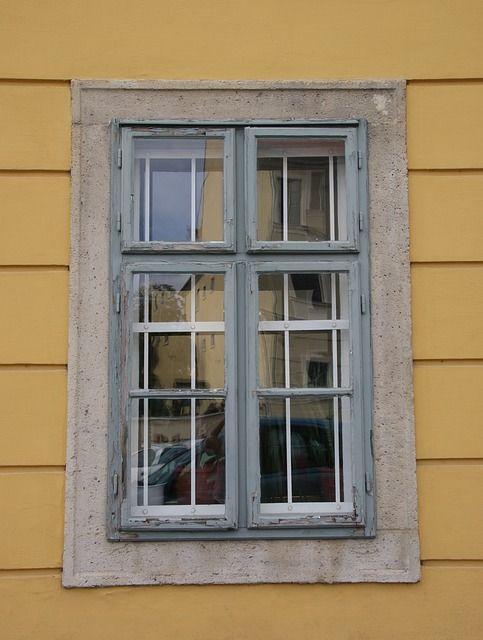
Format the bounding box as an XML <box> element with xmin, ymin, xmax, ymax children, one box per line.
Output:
<box><xmin>283</xmin><ymin>273</ymin><xmax>292</xmax><ymax>507</ymax></box>
<box><xmin>331</xmin><ymin>273</ymin><xmax>341</xmax><ymax>505</ymax></box>
<box><xmin>143</xmin><ymin>273</ymin><xmax>150</xmax><ymax>508</ymax></box>
<box><xmin>329</xmin><ymin>154</ymin><xmax>335</xmax><ymax>241</ymax></box>
<box><xmin>144</xmin><ymin>158</ymin><xmax>150</xmax><ymax>242</ymax></box>
<box><xmin>282</xmin><ymin>155</ymin><xmax>288</xmax><ymax>242</ymax></box>
<box><xmin>190</xmin><ymin>157</ymin><xmax>196</xmax><ymax>242</ymax></box>
<box><xmin>190</xmin><ymin>274</ymin><xmax>196</xmax><ymax>508</ymax></box>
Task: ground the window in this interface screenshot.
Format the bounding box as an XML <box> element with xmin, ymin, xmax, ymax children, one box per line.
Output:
<box><xmin>111</xmin><ymin>122</ymin><xmax>372</xmax><ymax>538</ymax></box>
<box><xmin>65</xmin><ymin>81</ymin><xmax>419</xmax><ymax>586</ymax></box>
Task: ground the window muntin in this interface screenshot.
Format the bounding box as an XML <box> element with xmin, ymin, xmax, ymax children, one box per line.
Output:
<box><xmin>116</xmin><ymin>123</ymin><xmax>369</xmax><ymax>536</ymax></box>
<box><xmin>121</xmin><ymin>128</ymin><xmax>235</xmax><ymax>251</ymax></box>
<box><xmin>246</xmin><ymin>127</ymin><xmax>358</xmax><ymax>251</ymax></box>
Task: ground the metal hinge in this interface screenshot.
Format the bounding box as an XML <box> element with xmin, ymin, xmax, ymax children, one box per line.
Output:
<box><xmin>359</xmin><ymin>211</ymin><xmax>364</xmax><ymax>231</ymax></box>
<box><xmin>365</xmin><ymin>473</ymin><xmax>373</xmax><ymax>494</ymax></box>
<box><xmin>115</xmin><ymin>292</ymin><xmax>121</xmax><ymax>313</ymax></box>
<box><xmin>112</xmin><ymin>472</ymin><xmax>119</xmax><ymax>497</ymax></box>
<box><xmin>357</xmin><ymin>150</ymin><xmax>363</xmax><ymax>169</ymax></box>
<box><xmin>360</xmin><ymin>293</ymin><xmax>367</xmax><ymax>314</ymax></box>
<box><xmin>116</xmin><ymin>210</ymin><xmax>122</xmax><ymax>232</ymax></box>
<box><xmin>117</xmin><ymin>148</ymin><xmax>122</xmax><ymax>168</ymax></box>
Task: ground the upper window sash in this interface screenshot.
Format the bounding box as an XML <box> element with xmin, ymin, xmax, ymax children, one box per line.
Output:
<box><xmin>120</xmin><ymin>127</ymin><xmax>236</xmax><ymax>252</ymax></box>
<box><xmin>245</xmin><ymin>126</ymin><xmax>360</xmax><ymax>252</ymax></box>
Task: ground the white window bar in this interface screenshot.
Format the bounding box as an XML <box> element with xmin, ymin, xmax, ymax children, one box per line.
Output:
<box><xmin>144</xmin><ymin>158</ymin><xmax>150</xmax><ymax>243</ymax></box>
<box><xmin>258</xmin><ymin>319</ymin><xmax>348</xmax><ymax>332</ymax></box>
<box><xmin>282</xmin><ymin>156</ymin><xmax>288</xmax><ymax>242</ymax></box>
<box><xmin>143</xmin><ymin>273</ymin><xmax>150</xmax><ymax>507</ymax></box>
<box><xmin>337</xmin><ymin>158</ymin><xmax>347</xmax><ymax>242</ymax></box>
<box><xmin>190</xmin><ymin>157</ymin><xmax>196</xmax><ymax>242</ymax></box>
<box><xmin>132</xmin><ymin>321</ymin><xmax>224</xmax><ymax>333</ymax></box>
<box><xmin>331</xmin><ymin>272</ymin><xmax>341</xmax><ymax>505</ymax></box>
<box><xmin>338</xmin><ymin>274</ymin><xmax>352</xmax><ymax>497</ymax></box>
<box><xmin>190</xmin><ymin>275</ymin><xmax>196</xmax><ymax>508</ymax></box>
<box><xmin>329</xmin><ymin>155</ymin><xmax>335</xmax><ymax>242</ymax></box>
<box><xmin>130</xmin><ymin>273</ymin><xmax>141</xmax><ymax>508</ymax></box>
<box><xmin>283</xmin><ymin>273</ymin><xmax>293</xmax><ymax>506</ymax></box>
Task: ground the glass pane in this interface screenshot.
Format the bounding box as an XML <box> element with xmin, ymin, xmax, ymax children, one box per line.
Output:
<box><xmin>258</xmin><ymin>273</ymin><xmax>284</xmax><ymax>321</ymax></box>
<box><xmin>195</xmin><ymin>274</ymin><xmax>224</xmax><ymax>321</ymax></box>
<box><xmin>256</xmin><ymin>138</ymin><xmax>346</xmax><ymax>242</ymax></box>
<box><xmin>290</xmin><ymin>397</ymin><xmax>335</xmax><ymax>503</ymax></box>
<box><xmin>259</xmin><ymin>398</ymin><xmax>287</xmax><ymax>503</ymax></box>
<box><xmin>288</xmin><ymin>273</ymin><xmax>332</xmax><ymax>320</ymax></box>
<box><xmin>133</xmin><ymin>137</ymin><xmax>224</xmax><ymax>242</ymax></box>
<box><xmin>289</xmin><ymin>331</ymin><xmax>333</xmax><ymax>387</ymax></box>
<box><xmin>259</xmin><ymin>332</ymin><xmax>285</xmax><ymax>387</ymax></box>
<box><xmin>134</xmin><ymin>398</ymin><xmax>192</xmax><ymax>506</ymax></box>
<box><xmin>195</xmin><ymin>333</ymin><xmax>224</xmax><ymax>389</ymax></box>
<box><xmin>257</xmin><ymin>156</ymin><xmax>283</xmax><ymax>241</ymax></box>
<box><xmin>144</xmin><ymin>333</ymin><xmax>191</xmax><ymax>389</ymax></box>
<box><xmin>196</xmin><ymin>399</ymin><xmax>225</xmax><ymax>504</ymax></box>
<box><xmin>137</xmin><ymin>273</ymin><xmax>192</xmax><ymax>323</ymax></box>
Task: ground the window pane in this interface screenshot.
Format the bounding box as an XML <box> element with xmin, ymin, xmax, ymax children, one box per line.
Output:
<box><xmin>195</xmin><ymin>274</ymin><xmax>224</xmax><ymax>321</ymax></box>
<box><xmin>259</xmin><ymin>398</ymin><xmax>287</xmax><ymax>503</ymax></box>
<box><xmin>133</xmin><ymin>137</ymin><xmax>224</xmax><ymax>242</ymax></box>
<box><xmin>290</xmin><ymin>397</ymin><xmax>335</xmax><ymax>503</ymax></box>
<box><xmin>137</xmin><ymin>273</ymin><xmax>191</xmax><ymax>323</ymax></box>
<box><xmin>259</xmin><ymin>332</ymin><xmax>285</xmax><ymax>387</ymax></box>
<box><xmin>133</xmin><ymin>398</ymin><xmax>192</xmax><ymax>506</ymax></box>
<box><xmin>256</xmin><ymin>138</ymin><xmax>347</xmax><ymax>242</ymax></box>
<box><xmin>196</xmin><ymin>399</ymin><xmax>225</xmax><ymax>504</ymax></box>
<box><xmin>258</xmin><ymin>273</ymin><xmax>284</xmax><ymax>321</ymax></box>
<box><xmin>195</xmin><ymin>333</ymin><xmax>225</xmax><ymax>389</ymax></box>
<box><xmin>289</xmin><ymin>331</ymin><xmax>333</xmax><ymax>388</ymax></box>
<box><xmin>288</xmin><ymin>273</ymin><xmax>332</xmax><ymax>320</ymax></box>
<box><xmin>144</xmin><ymin>333</ymin><xmax>191</xmax><ymax>389</ymax></box>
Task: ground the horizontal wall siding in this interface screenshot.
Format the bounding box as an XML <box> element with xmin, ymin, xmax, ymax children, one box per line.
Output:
<box><xmin>0</xmin><ymin>471</ymin><xmax>64</xmax><ymax>569</ymax></box>
<box><xmin>0</xmin><ymin>568</ymin><xmax>482</xmax><ymax>640</ymax></box>
<box><xmin>414</xmin><ymin>362</ymin><xmax>483</xmax><ymax>459</ymax></box>
<box><xmin>409</xmin><ymin>172</ymin><xmax>483</xmax><ymax>262</ymax></box>
<box><xmin>0</xmin><ymin>1</ymin><xmax>482</xmax><ymax>80</ymax></box>
<box><xmin>0</xmin><ymin>173</ymin><xmax>70</xmax><ymax>265</ymax></box>
<box><xmin>0</xmin><ymin>83</ymin><xmax>70</xmax><ymax>170</ymax></box>
<box><xmin>0</xmin><ymin>270</ymin><xmax>68</xmax><ymax>364</ymax></box>
<box><xmin>0</xmin><ymin>368</ymin><xmax>66</xmax><ymax>466</ymax></box>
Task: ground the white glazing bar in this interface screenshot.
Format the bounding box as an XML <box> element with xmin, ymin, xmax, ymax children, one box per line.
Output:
<box><xmin>333</xmin><ymin>397</ymin><xmax>341</xmax><ymax>504</ymax></box>
<box><xmin>191</xmin><ymin>157</ymin><xmax>196</xmax><ymax>242</ymax></box>
<box><xmin>190</xmin><ymin>275</ymin><xmax>196</xmax><ymax>507</ymax></box>
<box><xmin>329</xmin><ymin>155</ymin><xmax>335</xmax><ymax>242</ymax></box>
<box><xmin>258</xmin><ymin>319</ymin><xmax>349</xmax><ymax>332</ymax></box>
<box><xmin>133</xmin><ymin>321</ymin><xmax>224</xmax><ymax>333</ymax></box>
<box><xmin>282</xmin><ymin>156</ymin><xmax>288</xmax><ymax>242</ymax></box>
<box><xmin>143</xmin><ymin>273</ymin><xmax>150</xmax><ymax>507</ymax></box>
<box><xmin>144</xmin><ymin>158</ymin><xmax>150</xmax><ymax>242</ymax></box>
<box><xmin>283</xmin><ymin>273</ymin><xmax>292</xmax><ymax>505</ymax></box>
<box><xmin>331</xmin><ymin>272</ymin><xmax>341</xmax><ymax>503</ymax></box>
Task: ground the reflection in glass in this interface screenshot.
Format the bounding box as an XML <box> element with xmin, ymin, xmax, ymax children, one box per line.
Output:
<box><xmin>258</xmin><ymin>273</ymin><xmax>284</xmax><ymax>321</ymax></box>
<box><xmin>258</xmin><ymin>332</ymin><xmax>285</xmax><ymax>387</ymax></box>
<box><xmin>134</xmin><ymin>399</ymin><xmax>191</xmax><ymax>506</ymax></box>
<box><xmin>290</xmin><ymin>397</ymin><xmax>335</xmax><ymax>502</ymax></box>
<box><xmin>289</xmin><ymin>331</ymin><xmax>333</xmax><ymax>388</ymax></box>
<box><xmin>259</xmin><ymin>398</ymin><xmax>287</xmax><ymax>503</ymax></box>
<box><xmin>288</xmin><ymin>273</ymin><xmax>332</xmax><ymax>320</ymax></box>
<box><xmin>134</xmin><ymin>137</ymin><xmax>224</xmax><ymax>242</ymax></box>
<box><xmin>144</xmin><ymin>333</ymin><xmax>191</xmax><ymax>389</ymax></box>
<box><xmin>196</xmin><ymin>399</ymin><xmax>225</xmax><ymax>504</ymax></box>
<box><xmin>195</xmin><ymin>333</ymin><xmax>224</xmax><ymax>389</ymax></box>
<box><xmin>137</xmin><ymin>273</ymin><xmax>191</xmax><ymax>323</ymax></box>
<box><xmin>195</xmin><ymin>274</ymin><xmax>224</xmax><ymax>321</ymax></box>
<box><xmin>256</xmin><ymin>138</ymin><xmax>346</xmax><ymax>242</ymax></box>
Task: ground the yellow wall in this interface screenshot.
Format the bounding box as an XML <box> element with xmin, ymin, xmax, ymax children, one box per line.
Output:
<box><xmin>0</xmin><ymin>2</ymin><xmax>482</xmax><ymax>638</ymax></box>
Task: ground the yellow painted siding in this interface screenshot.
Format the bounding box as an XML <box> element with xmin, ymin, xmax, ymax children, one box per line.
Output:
<box><xmin>0</xmin><ymin>1</ymin><xmax>483</xmax><ymax>80</ymax></box>
<box><xmin>0</xmin><ymin>173</ymin><xmax>70</xmax><ymax>265</ymax></box>
<box><xmin>414</xmin><ymin>362</ymin><xmax>483</xmax><ymax>459</ymax></box>
<box><xmin>0</xmin><ymin>270</ymin><xmax>68</xmax><ymax>364</ymax></box>
<box><xmin>418</xmin><ymin>464</ymin><xmax>483</xmax><ymax>559</ymax></box>
<box><xmin>409</xmin><ymin>172</ymin><xmax>483</xmax><ymax>262</ymax></box>
<box><xmin>0</xmin><ymin>568</ymin><xmax>482</xmax><ymax>640</ymax></box>
<box><xmin>0</xmin><ymin>83</ymin><xmax>70</xmax><ymax>170</ymax></box>
<box><xmin>0</xmin><ymin>2</ymin><xmax>482</xmax><ymax>639</ymax></box>
<box><xmin>0</xmin><ymin>368</ymin><xmax>66</xmax><ymax>466</ymax></box>
<box><xmin>411</xmin><ymin>264</ymin><xmax>483</xmax><ymax>359</ymax></box>
<box><xmin>0</xmin><ymin>471</ymin><xmax>64</xmax><ymax>569</ymax></box>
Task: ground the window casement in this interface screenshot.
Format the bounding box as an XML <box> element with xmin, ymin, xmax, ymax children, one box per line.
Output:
<box><xmin>110</xmin><ymin>121</ymin><xmax>373</xmax><ymax>539</ymax></box>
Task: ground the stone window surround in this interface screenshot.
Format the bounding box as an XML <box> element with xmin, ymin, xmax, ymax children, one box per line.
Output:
<box><xmin>63</xmin><ymin>80</ymin><xmax>419</xmax><ymax>587</ymax></box>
